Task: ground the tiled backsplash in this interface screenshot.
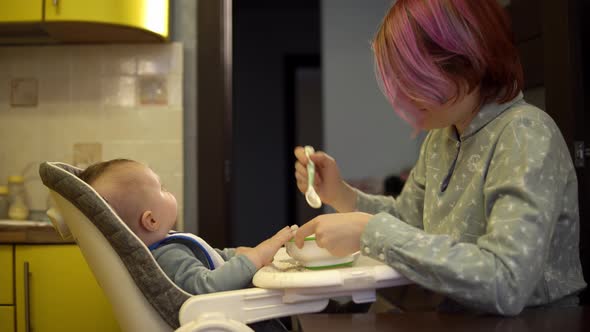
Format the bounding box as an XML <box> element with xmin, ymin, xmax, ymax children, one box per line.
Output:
<box><xmin>0</xmin><ymin>43</ymin><xmax>184</xmax><ymax>229</ymax></box>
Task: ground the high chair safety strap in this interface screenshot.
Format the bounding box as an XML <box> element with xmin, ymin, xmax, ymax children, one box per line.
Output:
<box><xmin>149</xmin><ymin>232</ymin><xmax>226</xmax><ymax>269</ymax></box>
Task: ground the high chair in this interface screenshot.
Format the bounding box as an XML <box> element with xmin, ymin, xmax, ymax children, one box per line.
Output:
<box><xmin>39</xmin><ymin>161</ymin><xmax>411</xmax><ymax>332</ymax></box>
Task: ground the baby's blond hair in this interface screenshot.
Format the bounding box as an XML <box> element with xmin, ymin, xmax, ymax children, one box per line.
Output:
<box><xmin>79</xmin><ymin>159</ymin><xmax>151</xmax><ymax>232</ymax></box>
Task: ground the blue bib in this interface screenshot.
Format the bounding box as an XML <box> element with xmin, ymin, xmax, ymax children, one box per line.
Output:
<box><xmin>149</xmin><ymin>232</ymin><xmax>225</xmax><ymax>269</ymax></box>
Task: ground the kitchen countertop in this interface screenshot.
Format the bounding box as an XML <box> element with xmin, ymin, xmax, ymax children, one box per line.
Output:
<box><xmin>0</xmin><ymin>219</ymin><xmax>74</xmax><ymax>244</ymax></box>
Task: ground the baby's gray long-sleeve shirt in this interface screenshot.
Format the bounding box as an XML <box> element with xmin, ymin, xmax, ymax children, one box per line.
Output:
<box><xmin>152</xmin><ymin>244</ymin><xmax>257</xmax><ymax>294</ymax></box>
<box><xmin>357</xmin><ymin>93</ymin><xmax>586</xmax><ymax>315</ymax></box>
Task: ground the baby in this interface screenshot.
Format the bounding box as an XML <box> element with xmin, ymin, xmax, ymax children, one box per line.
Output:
<box><xmin>79</xmin><ymin>158</ymin><xmax>294</xmax><ymax>295</ymax></box>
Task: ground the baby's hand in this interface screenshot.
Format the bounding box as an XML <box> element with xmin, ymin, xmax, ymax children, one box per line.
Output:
<box><xmin>241</xmin><ymin>226</ymin><xmax>296</xmax><ymax>269</ymax></box>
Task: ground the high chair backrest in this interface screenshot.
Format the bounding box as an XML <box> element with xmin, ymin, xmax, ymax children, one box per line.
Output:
<box><xmin>39</xmin><ymin>162</ymin><xmax>191</xmax><ymax>332</ymax></box>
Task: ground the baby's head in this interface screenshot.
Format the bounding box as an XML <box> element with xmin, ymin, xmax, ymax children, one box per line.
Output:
<box><xmin>79</xmin><ymin>159</ymin><xmax>177</xmax><ymax>246</ymax></box>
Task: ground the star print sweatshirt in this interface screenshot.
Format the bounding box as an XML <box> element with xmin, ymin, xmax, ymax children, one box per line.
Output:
<box><xmin>357</xmin><ymin>93</ymin><xmax>586</xmax><ymax>315</ymax></box>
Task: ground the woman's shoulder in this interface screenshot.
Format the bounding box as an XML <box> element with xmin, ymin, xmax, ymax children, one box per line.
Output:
<box><xmin>498</xmin><ymin>100</ymin><xmax>556</xmax><ymax>128</ymax></box>
<box><xmin>490</xmin><ymin>100</ymin><xmax>571</xmax><ymax>158</ymax></box>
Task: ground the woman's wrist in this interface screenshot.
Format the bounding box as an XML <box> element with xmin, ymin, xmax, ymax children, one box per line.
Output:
<box><xmin>331</xmin><ymin>181</ymin><xmax>357</xmax><ymax>213</ymax></box>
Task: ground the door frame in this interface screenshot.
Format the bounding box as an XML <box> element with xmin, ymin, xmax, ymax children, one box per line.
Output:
<box><xmin>196</xmin><ymin>0</ymin><xmax>233</xmax><ymax>248</ymax></box>
<box><xmin>284</xmin><ymin>54</ymin><xmax>322</xmax><ymax>227</ymax></box>
<box><xmin>542</xmin><ymin>0</ymin><xmax>588</xmax><ymax>303</ymax></box>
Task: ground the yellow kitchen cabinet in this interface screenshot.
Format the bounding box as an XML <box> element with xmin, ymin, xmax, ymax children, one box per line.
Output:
<box><xmin>0</xmin><ymin>0</ymin><xmax>42</xmax><ymax>23</ymax></box>
<box><xmin>0</xmin><ymin>306</ymin><xmax>15</xmax><ymax>332</ymax></box>
<box><xmin>0</xmin><ymin>245</ymin><xmax>13</xmax><ymax>305</ymax></box>
<box><xmin>0</xmin><ymin>245</ymin><xmax>14</xmax><ymax>332</ymax></box>
<box><xmin>45</xmin><ymin>0</ymin><xmax>168</xmax><ymax>39</ymax></box>
<box><xmin>0</xmin><ymin>0</ymin><xmax>168</xmax><ymax>43</ymax></box>
<box><xmin>14</xmin><ymin>245</ymin><xmax>120</xmax><ymax>332</ymax></box>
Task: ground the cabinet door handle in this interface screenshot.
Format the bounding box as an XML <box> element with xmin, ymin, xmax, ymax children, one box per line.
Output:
<box><xmin>24</xmin><ymin>261</ymin><xmax>31</xmax><ymax>332</ymax></box>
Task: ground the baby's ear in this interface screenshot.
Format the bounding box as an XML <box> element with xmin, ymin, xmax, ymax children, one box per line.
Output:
<box><xmin>140</xmin><ymin>211</ymin><xmax>160</xmax><ymax>232</ymax></box>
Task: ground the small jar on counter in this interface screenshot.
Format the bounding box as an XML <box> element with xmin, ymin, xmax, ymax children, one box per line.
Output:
<box><xmin>0</xmin><ymin>185</ymin><xmax>8</xmax><ymax>219</ymax></box>
<box><xmin>7</xmin><ymin>175</ymin><xmax>29</xmax><ymax>220</ymax></box>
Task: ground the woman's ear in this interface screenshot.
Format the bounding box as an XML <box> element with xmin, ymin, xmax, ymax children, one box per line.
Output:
<box><xmin>140</xmin><ymin>210</ymin><xmax>160</xmax><ymax>232</ymax></box>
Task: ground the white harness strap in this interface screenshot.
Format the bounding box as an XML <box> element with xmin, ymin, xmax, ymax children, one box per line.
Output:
<box><xmin>156</xmin><ymin>232</ymin><xmax>225</xmax><ymax>269</ymax></box>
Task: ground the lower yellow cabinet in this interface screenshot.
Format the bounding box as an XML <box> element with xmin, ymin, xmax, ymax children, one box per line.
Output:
<box><xmin>0</xmin><ymin>306</ymin><xmax>15</xmax><ymax>332</ymax></box>
<box><xmin>14</xmin><ymin>245</ymin><xmax>121</xmax><ymax>332</ymax></box>
<box><xmin>0</xmin><ymin>245</ymin><xmax>14</xmax><ymax>332</ymax></box>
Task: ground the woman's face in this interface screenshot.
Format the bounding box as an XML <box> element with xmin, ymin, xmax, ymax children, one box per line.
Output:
<box><xmin>415</xmin><ymin>87</ymin><xmax>480</xmax><ymax>135</ymax></box>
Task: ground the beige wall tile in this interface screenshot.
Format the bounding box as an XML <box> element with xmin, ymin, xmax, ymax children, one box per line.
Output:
<box><xmin>0</xmin><ymin>77</ymin><xmax>9</xmax><ymax>105</ymax></box>
<box><xmin>160</xmin><ymin>172</ymin><xmax>184</xmax><ymax>226</ymax></box>
<box><xmin>102</xmin><ymin>45</ymin><xmax>138</xmax><ymax>75</ymax></box>
<box><xmin>170</xmin><ymin>44</ymin><xmax>183</xmax><ymax>75</ymax></box>
<box><xmin>25</xmin><ymin>177</ymin><xmax>49</xmax><ymax>211</ymax></box>
<box><xmin>7</xmin><ymin>47</ymin><xmax>40</xmax><ymax>77</ymax></box>
<box><xmin>100</xmin><ymin>109</ymin><xmax>182</xmax><ymax>141</ymax></box>
<box><xmin>38</xmin><ymin>46</ymin><xmax>72</xmax><ymax>78</ymax></box>
<box><xmin>101</xmin><ymin>76</ymin><xmax>136</xmax><ymax>107</ymax></box>
<box><xmin>162</xmin><ymin>173</ymin><xmax>184</xmax><ymax>200</ymax></box>
<box><xmin>70</xmin><ymin>46</ymin><xmax>103</xmax><ymax>78</ymax></box>
<box><xmin>102</xmin><ymin>140</ymin><xmax>182</xmax><ymax>170</ymax></box>
<box><xmin>71</xmin><ymin>78</ymin><xmax>102</xmax><ymax>108</ymax></box>
<box><xmin>141</xmin><ymin>140</ymin><xmax>183</xmax><ymax>174</ymax></box>
<box><xmin>0</xmin><ymin>43</ymin><xmax>184</xmax><ymax>227</ymax></box>
<box><xmin>167</xmin><ymin>75</ymin><xmax>182</xmax><ymax>108</ymax></box>
<box><xmin>38</xmin><ymin>76</ymin><xmax>71</xmax><ymax>105</ymax></box>
<box><xmin>137</xmin><ymin>44</ymin><xmax>173</xmax><ymax>75</ymax></box>
<box><xmin>102</xmin><ymin>140</ymin><xmax>149</xmax><ymax>162</ymax></box>
<box><xmin>1</xmin><ymin>109</ymin><xmax>43</xmax><ymax>146</ymax></box>
<box><xmin>0</xmin><ymin>49</ymin><xmax>13</xmax><ymax>76</ymax></box>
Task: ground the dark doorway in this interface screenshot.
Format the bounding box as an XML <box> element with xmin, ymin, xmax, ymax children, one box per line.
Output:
<box><xmin>508</xmin><ymin>0</ymin><xmax>589</xmax><ymax>303</ymax></box>
<box><xmin>197</xmin><ymin>1</ymin><xmax>321</xmax><ymax>247</ymax></box>
<box><xmin>231</xmin><ymin>1</ymin><xmax>321</xmax><ymax>246</ymax></box>
<box><xmin>541</xmin><ymin>0</ymin><xmax>589</xmax><ymax>304</ymax></box>
<box><xmin>570</xmin><ymin>0</ymin><xmax>590</xmax><ymax>304</ymax></box>
<box><xmin>284</xmin><ymin>55</ymin><xmax>323</xmax><ymax>227</ymax></box>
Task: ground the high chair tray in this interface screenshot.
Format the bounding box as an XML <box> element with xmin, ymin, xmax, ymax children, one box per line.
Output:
<box><xmin>253</xmin><ymin>248</ymin><xmax>410</xmax><ymax>289</ymax></box>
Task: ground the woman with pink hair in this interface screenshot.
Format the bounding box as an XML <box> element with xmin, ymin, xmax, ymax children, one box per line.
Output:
<box><xmin>294</xmin><ymin>0</ymin><xmax>585</xmax><ymax>315</ymax></box>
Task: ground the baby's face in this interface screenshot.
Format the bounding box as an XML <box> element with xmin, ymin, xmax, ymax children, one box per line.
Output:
<box><xmin>137</xmin><ymin>165</ymin><xmax>178</xmax><ymax>233</ymax></box>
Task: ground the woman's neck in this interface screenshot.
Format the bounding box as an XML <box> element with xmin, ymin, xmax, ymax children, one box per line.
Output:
<box><xmin>453</xmin><ymin>88</ymin><xmax>481</xmax><ymax>135</ymax></box>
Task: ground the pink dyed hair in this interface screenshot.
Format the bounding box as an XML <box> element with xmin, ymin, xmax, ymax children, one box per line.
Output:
<box><xmin>373</xmin><ymin>0</ymin><xmax>523</xmax><ymax>127</ymax></box>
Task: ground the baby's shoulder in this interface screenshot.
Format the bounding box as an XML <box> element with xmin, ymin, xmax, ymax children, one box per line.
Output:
<box><xmin>152</xmin><ymin>242</ymin><xmax>195</xmax><ymax>258</ymax></box>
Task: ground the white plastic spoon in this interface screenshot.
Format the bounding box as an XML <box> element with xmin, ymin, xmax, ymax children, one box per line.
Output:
<box><xmin>304</xmin><ymin>146</ymin><xmax>322</xmax><ymax>209</ymax></box>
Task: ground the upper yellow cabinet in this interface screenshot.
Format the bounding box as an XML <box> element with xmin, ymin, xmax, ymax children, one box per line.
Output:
<box><xmin>0</xmin><ymin>0</ymin><xmax>42</xmax><ymax>22</ymax></box>
<box><xmin>0</xmin><ymin>0</ymin><xmax>169</xmax><ymax>44</ymax></box>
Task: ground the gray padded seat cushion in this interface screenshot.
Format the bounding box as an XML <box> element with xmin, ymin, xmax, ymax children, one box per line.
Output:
<box><xmin>39</xmin><ymin>161</ymin><xmax>190</xmax><ymax>329</ymax></box>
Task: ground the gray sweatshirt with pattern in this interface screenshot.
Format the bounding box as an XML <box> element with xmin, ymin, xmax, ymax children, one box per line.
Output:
<box><xmin>152</xmin><ymin>244</ymin><xmax>257</xmax><ymax>294</ymax></box>
<box><xmin>357</xmin><ymin>93</ymin><xmax>586</xmax><ymax>315</ymax></box>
